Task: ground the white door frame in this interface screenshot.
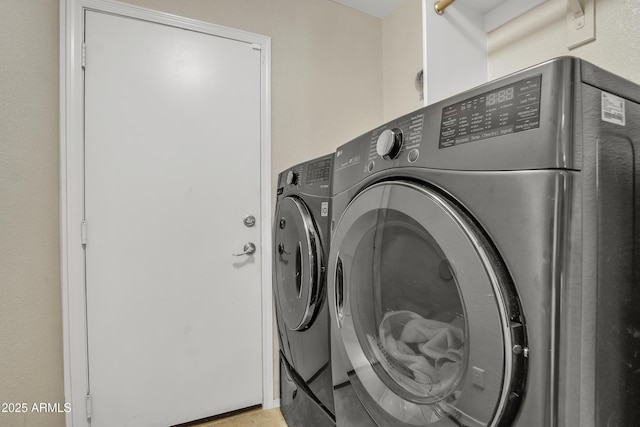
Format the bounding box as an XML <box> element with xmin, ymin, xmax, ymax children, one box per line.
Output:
<box><xmin>59</xmin><ymin>1</ymin><xmax>272</xmax><ymax>425</ymax></box>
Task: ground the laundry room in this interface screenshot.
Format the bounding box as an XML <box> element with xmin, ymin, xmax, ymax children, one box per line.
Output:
<box><xmin>1</xmin><ymin>1</ymin><xmax>639</xmax><ymax>427</ymax></box>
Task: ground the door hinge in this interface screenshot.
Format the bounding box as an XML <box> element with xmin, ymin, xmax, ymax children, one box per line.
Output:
<box><xmin>85</xmin><ymin>394</ymin><xmax>92</xmax><ymax>420</ymax></box>
<box><xmin>81</xmin><ymin>42</ymin><xmax>87</xmax><ymax>69</ymax></box>
<box><xmin>251</xmin><ymin>43</ymin><xmax>261</xmax><ymax>51</ymax></box>
<box><xmin>81</xmin><ymin>220</ymin><xmax>87</xmax><ymax>245</ymax></box>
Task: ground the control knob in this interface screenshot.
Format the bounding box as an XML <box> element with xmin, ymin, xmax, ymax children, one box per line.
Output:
<box><xmin>286</xmin><ymin>170</ymin><xmax>298</xmax><ymax>186</ymax></box>
<box><xmin>376</xmin><ymin>128</ymin><xmax>403</xmax><ymax>160</ymax></box>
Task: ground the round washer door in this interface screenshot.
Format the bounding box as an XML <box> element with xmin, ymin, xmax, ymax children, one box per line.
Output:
<box><xmin>329</xmin><ymin>181</ymin><xmax>527</xmax><ymax>427</ymax></box>
<box><xmin>274</xmin><ymin>196</ymin><xmax>324</xmax><ymax>331</ymax></box>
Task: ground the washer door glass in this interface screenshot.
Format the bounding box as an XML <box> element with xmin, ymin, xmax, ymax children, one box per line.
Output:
<box><xmin>275</xmin><ymin>196</ymin><xmax>324</xmax><ymax>331</ymax></box>
<box><xmin>330</xmin><ymin>181</ymin><xmax>526</xmax><ymax>427</ymax></box>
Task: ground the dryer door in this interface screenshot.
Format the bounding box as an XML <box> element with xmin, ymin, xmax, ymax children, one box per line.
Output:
<box><xmin>275</xmin><ymin>196</ymin><xmax>324</xmax><ymax>332</ymax></box>
<box><xmin>329</xmin><ymin>181</ymin><xmax>527</xmax><ymax>427</ymax></box>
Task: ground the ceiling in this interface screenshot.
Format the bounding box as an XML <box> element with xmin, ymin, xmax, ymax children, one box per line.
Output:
<box><xmin>330</xmin><ymin>0</ymin><xmax>405</xmax><ymax>19</ymax></box>
<box><xmin>331</xmin><ymin>0</ymin><xmax>512</xmax><ymax>19</ymax></box>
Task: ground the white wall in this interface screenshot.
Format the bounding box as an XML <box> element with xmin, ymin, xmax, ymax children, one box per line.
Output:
<box><xmin>423</xmin><ymin>0</ymin><xmax>488</xmax><ymax>104</ymax></box>
<box><xmin>382</xmin><ymin>0</ymin><xmax>424</xmax><ymax>121</ymax></box>
<box><xmin>489</xmin><ymin>0</ymin><xmax>640</xmax><ymax>84</ymax></box>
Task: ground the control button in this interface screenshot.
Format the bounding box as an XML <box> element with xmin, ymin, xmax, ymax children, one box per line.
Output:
<box><xmin>367</xmin><ymin>160</ymin><xmax>375</xmax><ymax>172</ymax></box>
<box><xmin>286</xmin><ymin>171</ymin><xmax>298</xmax><ymax>186</ymax></box>
<box><xmin>376</xmin><ymin>128</ymin><xmax>403</xmax><ymax>160</ymax></box>
<box><xmin>408</xmin><ymin>149</ymin><xmax>420</xmax><ymax>163</ymax></box>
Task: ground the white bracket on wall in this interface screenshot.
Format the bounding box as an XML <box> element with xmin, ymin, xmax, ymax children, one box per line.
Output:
<box><xmin>568</xmin><ymin>0</ymin><xmax>585</xmax><ymax>29</ymax></box>
<box><xmin>566</xmin><ymin>0</ymin><xmax>595</xmax><ymax>49</ymax></box>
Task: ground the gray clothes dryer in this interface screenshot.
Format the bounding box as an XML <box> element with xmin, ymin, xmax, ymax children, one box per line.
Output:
<box><xmin>274</xmin><ymin>154</ymin><xmax>335</xmax><ymax>426</ymax></box>
<box><xmin>328</xmin><ymin>57</ymin><xmax>639</xmax><ymax>427</ymax></box>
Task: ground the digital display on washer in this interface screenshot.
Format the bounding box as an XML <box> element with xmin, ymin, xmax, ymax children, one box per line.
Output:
<box><xmin>306</xmin><ymin>158</ymin><xmax>331</xmax><ymax>184</ymax></box>
<box><xmin>439</xmin><ymin>75</ymin><xmax>542</xmax><ymax>149</ymax></box>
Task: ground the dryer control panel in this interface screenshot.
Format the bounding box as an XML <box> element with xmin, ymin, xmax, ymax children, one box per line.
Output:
<box><xmin>333</xmin><ymin>56</ymin><xmax>581</xmax><ymax>195</ymax></box>
<box><xmin>438</xmin><ymin>75</ymin><xmax>542</xmax><ymax>149</ymax></box>
<box><xmin>368</xmin><ymin>113</ymin><xmax>425</xmax><ymax>165</ymax></box>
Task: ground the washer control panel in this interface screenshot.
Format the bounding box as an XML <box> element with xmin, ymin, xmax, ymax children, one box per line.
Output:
<box><xmin>278</xmin><ymin>155</ymin><xmax>333</xmax><ymax>197</ymax></box>
<box><xmin>305</xmin><ymin>156</ymin><xmax>332</xmax><ymax>185</ymax></box>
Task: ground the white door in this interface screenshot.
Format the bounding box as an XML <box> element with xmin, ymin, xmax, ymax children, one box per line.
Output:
<box><xmin>84</xmin><ymin>10</ymin><xmax>263</xmax><ymax>426</ymax></box>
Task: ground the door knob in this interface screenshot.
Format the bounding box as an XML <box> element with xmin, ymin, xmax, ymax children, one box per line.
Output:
<box><xmin>233</xmin><ymin>242</ymin><xmax>256</xmax><ymax>256</ymax></box>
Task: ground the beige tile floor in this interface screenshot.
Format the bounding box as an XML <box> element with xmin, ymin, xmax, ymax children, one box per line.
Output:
<box><xmin>193</xmin><ymin>407</ymin><xmax>287</xmax><ymax>427</ymax></box>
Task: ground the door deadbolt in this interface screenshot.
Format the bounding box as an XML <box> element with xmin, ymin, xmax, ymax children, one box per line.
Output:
<box><xmin>243</xmin><ymin>215</ymin><xmax>256</xmax><ymax>227</ymax></box>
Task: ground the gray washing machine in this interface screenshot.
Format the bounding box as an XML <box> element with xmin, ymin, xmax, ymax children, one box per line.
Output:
<box><xmin>328</xmin><ymin>57</ymin><xmax>640</xmax><ymax>427</ymax></box>
<box><xmin>274</xmin><ymin>154</ymin><xmax>335</xmax><ymax>426</ymax></box>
